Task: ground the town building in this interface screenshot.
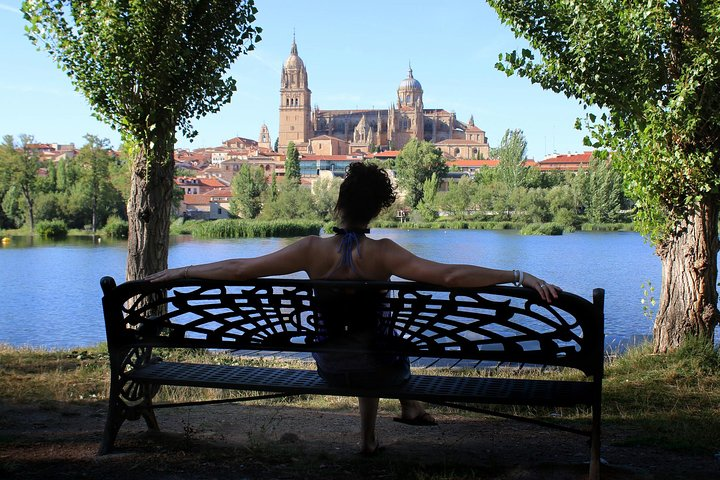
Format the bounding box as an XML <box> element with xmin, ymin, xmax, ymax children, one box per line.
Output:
<box><xmin>538</xmin><ymin>151</ymin><xmax>594</xmax><ymax>171</ymax></box>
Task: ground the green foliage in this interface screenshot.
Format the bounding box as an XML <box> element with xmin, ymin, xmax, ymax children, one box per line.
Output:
<box><xmin>191</xmin><ymin>219</ymin><xmax>322</xmax><ymax>238</ymax></box>
<box><xmin>284</xmin><ymin>141</ymin><xmax>301</xmax><ymax>185</ymax></box>
<box><xmin>260</xmin><ymin>185</ymin><xmax>318</xmax><ymax>220</ymax></box>
<box><xmin>511</xmin><ymin>187</ymin><xmax>551</xmax><ymax>223</ymax></box>
<box><xmin>417</xmin><ymin>173</ymin><xmax>439</xmax><ymax>221</ymax></box>
<box><xmin>35</xmin><ymin>219</ymin><xmax>68</xmax><ymax>238</ymax></box>
<box><xmin>230</xmin><ymin>164</ymin><xmax>266</xmax><ymax>219</ymax></box>
<box><xmin>489</xmin><ymin>1</ymin><xmax>720</xmax><ymax>242</ymax></box>
<box><xmin>575</xmin><ymin>154</ymin><xmax>626</xmax><ymax>224</ymax></box>
<box><xmin>371</xmin><ymin>220</ymin><xmax>523</xmax><ymax>230</ymax></box>
<box><xmin>438</xmin><ymin>176</ymin><xmax>476</xmax><ymax>218</ymax></box>
<box><xmin>102</xmin><ymin>216</ymin><xmax>129</xmax><ymax>238</ymax></box>
<box><xmin>394</xmin><ymin>139</ymin><xmax>448</xmax><ymax>207</ymax></box>
<box><xmin>520</xmin><ymin>222</ymin><xmax>564</xmax><ymax>236</ymax></box>
<box><xmin>1</xmin><ymin>185</ymin><xmax>23</xmax><ymax>228</ymax></box>
<box><xmin>493</xmin><ymin>129</ymin><xmax>529</xmax><ymax>189</ymax></box>
<box><xmin>580</xmin><ymin>222</ymin><xmax>635</xmax><ymax>232</ymax></box>
<box><xmin>34</xmin><ymin>192</ymin><xmax>66</xmax><ymax>223</ymax></box>
<box><xmin>1</xmin><ymin>135</ymin><xmax>40</xmax><ymax>231</ymax></box>
<box><xmin>169</xmin><ymin>217</ymin><xmax>204</xmax><ymax>235</ymax></box>
<box><xmin>312</xmin><ymin>176</ymin><xmax>342</xmax><ymax>221</ymax></box>
<box><xmin>23</xmin><ymin>0</ymin><xmax>262</xmax><ymax>152</ymax></box>
<box><xmin>76</xmin><ymin>135</ymin><xmax>123</xmax><ymax>232</ymax></box>
<box><xmin>546</xmin><ymin>184</ymin><xmax>580</xmax><ymax>227</ymax></box>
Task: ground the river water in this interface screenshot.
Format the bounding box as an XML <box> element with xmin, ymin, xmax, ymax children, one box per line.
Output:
<box><xmin>0</xmin><ymin>229</ymin><xmax>667</xmax><ymax>349</ymax></box>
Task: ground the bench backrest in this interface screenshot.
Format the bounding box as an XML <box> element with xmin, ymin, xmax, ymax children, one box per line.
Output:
<box><xmin>101</xmin><ymin>277</ymin><xmax>605</xmax><ymax>377</ymax></box>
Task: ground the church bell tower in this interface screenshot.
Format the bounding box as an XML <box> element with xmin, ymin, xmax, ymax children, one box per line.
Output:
<box><xmin>278</xmin><ymin>36</ymin><xmax>312</xmax><ymax>153</ymax></box>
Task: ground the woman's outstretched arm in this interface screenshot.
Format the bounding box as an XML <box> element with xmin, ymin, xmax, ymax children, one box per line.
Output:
<box><xmin>145</xmin><ymin>236</ymin><xmax>315</xmax><ymax>282</ymax></box>
<box><xmin>378</xmin><ymin>238</ymin><xmax>559</xmax><ymax>302</ymax></box>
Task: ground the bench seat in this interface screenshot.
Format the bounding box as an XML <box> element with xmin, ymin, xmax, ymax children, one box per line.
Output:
<box><xmin>130</xmin><ymin>361</ymin><xmax>595</xmax><ymax>407</ymax></box>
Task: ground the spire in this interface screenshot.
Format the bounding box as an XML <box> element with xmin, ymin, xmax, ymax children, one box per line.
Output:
<box><xmin>408</xmin><ymin>61</ymin><xmax>413</xmax><ymax>78</ymax></box>
<box><xmin>291</xmin><ymin>30</ymin><xmax>298</xmax><ymax>55</ymax></box>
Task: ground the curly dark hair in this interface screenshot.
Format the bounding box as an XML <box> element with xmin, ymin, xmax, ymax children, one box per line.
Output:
<box><xmin>334</xmin><ymin>162</ymin><xmax>397</xmax><ymax>226</ymax></box>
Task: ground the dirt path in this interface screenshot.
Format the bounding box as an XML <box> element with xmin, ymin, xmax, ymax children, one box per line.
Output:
<box><xmin>0</xmin><ymin>400</ymin><xmax>717</xmax><ymax>479</ymax></box>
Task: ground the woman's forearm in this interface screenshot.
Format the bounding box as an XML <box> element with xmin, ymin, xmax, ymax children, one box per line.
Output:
<box><xmin>146</xmin><ymin>259</ymin><xmax>248</xmax><ymax>282</ymax></box>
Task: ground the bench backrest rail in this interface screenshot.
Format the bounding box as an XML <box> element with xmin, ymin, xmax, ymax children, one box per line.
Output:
<box><xmin>101</xmin><ymin>277</ymin><xmax>605</xmax><ymax>378</ymax></box>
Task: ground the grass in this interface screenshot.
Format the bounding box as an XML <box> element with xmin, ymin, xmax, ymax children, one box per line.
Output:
<box><xmin>1</xmin><ymin>340</ymin><xmax>719</xmax><ymax>454</ymax></box>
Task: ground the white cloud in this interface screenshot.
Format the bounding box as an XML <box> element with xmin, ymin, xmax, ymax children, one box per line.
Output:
<box><xmin>0</xmin><ymin>4</ymin><xmax>21</xmax><ymax>15</ymax></box>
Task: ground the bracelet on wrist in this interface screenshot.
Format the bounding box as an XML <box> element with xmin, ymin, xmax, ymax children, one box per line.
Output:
<box><xmin>512</xmin><ymin>269</ymin><xmax>524</xmax><ymax>287</ymax></box>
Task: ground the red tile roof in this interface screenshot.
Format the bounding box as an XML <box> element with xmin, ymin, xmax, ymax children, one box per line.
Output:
<box><xmin>300</xmin><ymin>155</ymin><xmax>363</xmax><ymax>161</ymax></box>
<box><xmin>448</xmin><ymin>159</ymin><xmax>500</xmax><ymax>167</ymax></box>
<box><xmin>176</xmin><ymin>177</ymin><xmax>228</xmax><ymax>188</ymax></box>
<box><xmin>538</xmin><ymin>151</ymin><xmax>594</xmax><ymax>171</ymax></box>
<box><xmin>372</xmin><ymin>150</ymin><xmax>401</xmax><ymax>158</ymax></box>
<box><xmin>541</xmin><ymin>151</ymin><xmax>594</xmax><ymax>164</ymax></box>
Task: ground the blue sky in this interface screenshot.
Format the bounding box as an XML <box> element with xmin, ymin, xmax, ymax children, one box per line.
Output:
<box><xmin>0</xmin><ymin>1</ymin><xmax>592</xmax><ymax>161</ymax></box>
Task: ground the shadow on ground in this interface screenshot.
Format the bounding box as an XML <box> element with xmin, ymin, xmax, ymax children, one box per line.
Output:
<box><xmin>0</xmin><ymin>400</ymin><xmax>717</xmax><ymax>479</ymax></box>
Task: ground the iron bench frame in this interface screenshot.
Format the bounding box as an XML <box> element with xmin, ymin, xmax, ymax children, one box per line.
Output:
<box><xmin>99</xmin><ymin>276</ymin><xmax>604</xmax><ymax>479</ymax></box>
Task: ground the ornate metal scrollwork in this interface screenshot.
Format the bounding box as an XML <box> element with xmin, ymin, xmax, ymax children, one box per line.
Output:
<box><xmin>117</xmin><ymin>346</ymin><xmax>161</xmax><ymax>417</ymax></box>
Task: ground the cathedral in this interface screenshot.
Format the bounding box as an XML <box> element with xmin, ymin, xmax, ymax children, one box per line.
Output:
<box><xmin>278</xmin><ymin>37</ymin><xmax>490</xmax><ymax>160</ymax></box>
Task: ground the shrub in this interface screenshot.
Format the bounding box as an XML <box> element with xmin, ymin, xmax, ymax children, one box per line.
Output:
<box><xmin>191</xmin><ymin>219</ymin><xmax>323</xmax><ymax>238</ymax></box>
<box><xmin>580</xmin><ymin>222</ymin><xmax>635</xmax><ymax>232</ymax></box>
<box><xmin>520</xmin><ymin>223</ymin><xmax>564</xmax><ymax>236</ymax></box>
<box><xmin>35</xmin><ymin>219</ymin><xmax>68</xmax><ymax>238</ymax></box>
<box><xmin>103</xmin><ymin>216</ymin><xmax>129</xmax><ymax>238</ymax></box>
<box><xmin>170</xmin><ymin>218</ymin><xmax>203</xmax><ymax>235</ymax></box>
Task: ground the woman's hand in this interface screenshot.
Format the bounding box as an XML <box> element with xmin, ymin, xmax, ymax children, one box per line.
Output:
<box><xmin>522</xmin><ymin>272</ymin><xmax>560</xmax><ymax>303</ymax></box>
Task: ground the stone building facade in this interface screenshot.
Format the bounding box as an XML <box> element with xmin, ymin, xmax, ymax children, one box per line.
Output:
<box><xmin>278</xmin><ymin>37</ymin><xmax>490</xmax><ymax>159</ymax></box>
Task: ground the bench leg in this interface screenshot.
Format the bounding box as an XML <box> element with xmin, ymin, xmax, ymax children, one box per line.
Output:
<box><xmin>98</xmin><ymin>380</ymin><xmax>161</xmax><ymax>455</ymax></box>
<box><xmin>588</xmin><ymin>402</ymin><xmax>601</xmax><ymax>480</ymax></box>
<box><xmin>98</xmin><ymin>397</ymin><xmax>125</xmax><ymax>455</ymax></box>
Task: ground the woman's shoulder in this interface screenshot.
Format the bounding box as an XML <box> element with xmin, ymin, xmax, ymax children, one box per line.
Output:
<box><xmin>368</xmin><ymin>236</ymin><xmax>401</xmax><ymax>249</ymax></box>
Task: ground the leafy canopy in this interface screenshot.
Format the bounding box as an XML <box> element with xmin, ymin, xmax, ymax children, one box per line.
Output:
<box><xmin>284</xmin><ymin>141</ymin><xmax>301</xmax><ymax>185</ymax></box>
<box><xmin>394</xmin><ymin>139</ymin><xmax>448</xmax><ymax>207</ymax></box>
<box><xmin>23</xmin><ymin>0</ymin><xmax>262</xmax><ymax>155</ymax></box>
<box><xmin>489</xmin><ymin>1</ymin><xmax>720</xmax><ymax>240</ymax></box>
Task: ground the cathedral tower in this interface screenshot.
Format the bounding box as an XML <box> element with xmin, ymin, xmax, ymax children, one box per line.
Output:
<box><xmin>278</xmin><ymin>36</ymin><xmax>312</xmax><ymax>153</ymax></box>
<box><xmin>392</xmin><ymin>67</ymin><xmax>424</xmax><ymax>146</ymax></box>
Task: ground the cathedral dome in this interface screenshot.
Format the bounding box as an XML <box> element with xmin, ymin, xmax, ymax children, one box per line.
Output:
<box><xmin>399</xmin><ymin>67</ymin><xmax>422</xmax><ymax>90</ymax></box>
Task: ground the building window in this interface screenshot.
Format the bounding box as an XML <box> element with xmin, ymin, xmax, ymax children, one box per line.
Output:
<box><xmin>454</xmin><ymin>148</ymin><xmax>460</xmax><ymax>156</ymax></box>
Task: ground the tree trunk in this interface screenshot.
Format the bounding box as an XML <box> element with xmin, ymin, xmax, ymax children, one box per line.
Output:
<box><xmin>654</xmin><ymin>199</ymin><xmax>720</xmax><ymax>352</ymax></box>
<box><xmin>125</xmin><ymin>145</ymin><xmax>175</xmax><ymax>281</ymax></box>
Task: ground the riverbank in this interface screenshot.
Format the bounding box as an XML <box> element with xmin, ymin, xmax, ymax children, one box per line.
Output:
<box><xmin>1</xmin><ymin>342</ymin><xmax>718</xmax><ymax>479</ymax></box>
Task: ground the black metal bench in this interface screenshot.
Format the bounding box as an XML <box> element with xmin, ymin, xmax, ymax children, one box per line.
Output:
<box><xmin>99</xmin><ymin>276</ymin><xmax>604</xmax><ymax>479</ymax></box>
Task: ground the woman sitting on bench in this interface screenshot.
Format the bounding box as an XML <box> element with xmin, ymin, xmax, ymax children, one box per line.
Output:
<box><xmin>147</xmin><ymin>162</ymin><xmax>558</xmax><ymax>455</ymax></box>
